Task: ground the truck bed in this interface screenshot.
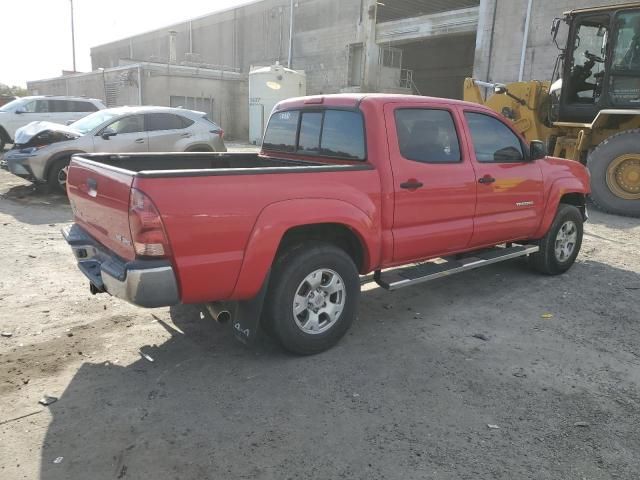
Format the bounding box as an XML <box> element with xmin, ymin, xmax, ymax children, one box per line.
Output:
<box><xmin>73</xmin><ymin>152</ymin><xmax>370</xmax><ymax>177</ymax></box>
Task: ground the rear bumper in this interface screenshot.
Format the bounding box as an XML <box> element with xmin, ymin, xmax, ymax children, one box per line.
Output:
<box><xmin>62</xmin><ymin>224</ymin><xmax>179</xmax><ymax>308</ymax></box>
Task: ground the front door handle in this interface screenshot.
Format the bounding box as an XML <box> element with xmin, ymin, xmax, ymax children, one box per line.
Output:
<box><xmin>400</xmin><ymin>180</ymin><xmax>424</xmax><ymax>190</ymax></box>
<box><xmin>135</xmin><ymin>138</ymin><xmax>145</xmax><ymax>144</ymax></box>
<box><xmin>478</xmin><ymin>175</ymin><xmax>496</xmax><ymax>184</ymax></box>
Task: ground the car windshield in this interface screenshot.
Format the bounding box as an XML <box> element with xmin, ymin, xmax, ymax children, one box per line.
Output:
<box><xmin>70</xmin><ymin>110</ymin><xmax>118</xmax><ymax>134</ymax></box>
<box><xmin>0</xmin><ymin>98</ymin><xmax>26</xmax><ymax>112</ymax></box>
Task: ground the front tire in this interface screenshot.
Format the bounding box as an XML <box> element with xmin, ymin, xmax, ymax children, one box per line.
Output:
<box><xmin>264</xmin><ymin>242</ymin><xmax>360</xmax><ymax>355</ymax></box>
<box><xmin>529</xmin><ymin>204</ymin><xmax>583</xmax><ymax>275</ymax></box>
<box><xmin>47</xmin><ymin>158</ymin><xmax>70</xmax><ymax>194</ymax></box>
<box><xmin>588</xmin><ymin>130</ymin><xmax>640</xmax><ymax>217</ymax></box>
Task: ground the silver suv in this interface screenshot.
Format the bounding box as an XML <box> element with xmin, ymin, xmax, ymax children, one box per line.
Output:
<box><xmin>5</xmin><ymin>106</ymin><xmax>226</xmax><ymax>192</ymax></box>
<box><xmin>0</xmin><ymin>95</ymin><xmax>106</xmax><ymax>150</ymax></box>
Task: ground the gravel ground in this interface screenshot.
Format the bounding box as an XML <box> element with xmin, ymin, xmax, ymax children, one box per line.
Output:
<box><xmin>0</xmin><ymin>159</ymin><xmax>639</xmax><ymax>480</ymax></box>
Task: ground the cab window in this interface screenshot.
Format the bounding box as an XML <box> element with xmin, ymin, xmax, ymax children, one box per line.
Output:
<box><xmin>465</xmin><ymin>112</ymin><xmax>524</xmax><ymax>163</ymax></box>
<box><xmin>566</xmin><ymin>16</ymin><xmax>609</xmax><ymax>104</ymax></box>
<box><xmin>395</xmin><ymin>109</ymin><xmax>461</xmax><ymax>163</ymax></box>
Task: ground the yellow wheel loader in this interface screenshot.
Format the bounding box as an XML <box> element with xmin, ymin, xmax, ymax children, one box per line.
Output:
<box><xmin>464</xmin><ymin>3</ymin><xmax>640</xmax><ymax>217</ymax></box>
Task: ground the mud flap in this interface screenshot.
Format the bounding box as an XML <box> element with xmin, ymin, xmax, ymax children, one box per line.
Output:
<box><xmin>231</xmin><ymin>271</ymin><xmax>270</xmax><ymax>346</ymax></box>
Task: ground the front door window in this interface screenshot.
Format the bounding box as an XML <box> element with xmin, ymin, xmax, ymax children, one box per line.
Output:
<box><xmin>567</xmin><ymin>17</ymin><xmax>609</xmax><ymax>105</ymax></box>
<box><xmin>610</xmin><ymin>10</ymin><xmax>640</xmax><ymax>105</ymax></box>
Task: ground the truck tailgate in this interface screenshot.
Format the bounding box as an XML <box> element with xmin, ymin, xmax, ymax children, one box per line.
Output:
<box><xmin>67</xmin><ymin>159</ymin><xmax>137</xmax><ymax>261</ymax></box>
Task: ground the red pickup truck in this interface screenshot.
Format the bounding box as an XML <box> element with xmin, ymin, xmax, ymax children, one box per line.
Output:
<box><xmin>63</xmin><ymin>94</ymin><xmax>590</xmax><ymax>354</ymax></box>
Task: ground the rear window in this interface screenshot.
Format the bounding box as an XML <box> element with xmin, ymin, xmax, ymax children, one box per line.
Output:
<box><xmin>72</xmin><ymin>101</ymin><xmax>98</xmax><ymax>112</ymax></box>
<box><xmin>263</xmin><ymin>111</ymin><xmax>300</xmax><ymax>153</ymax></box>
<box><xmin>48</xmin><ymin>99</ymin><xmax>98</xmax><ymax>113</ymax></box>
<box><xmin>263</xmin><ymin>109</ymin><xmax>366</xmax><ymax>160</ymax></box>
<box><xmin>145</xmin><ymin>113</ymin><xmax>189</xmax><ymax>131</ymax></box>
<box><xmin>298</xmin><ymin>112</ymin><xmax>322</xmax><ymax>153</ymax></box>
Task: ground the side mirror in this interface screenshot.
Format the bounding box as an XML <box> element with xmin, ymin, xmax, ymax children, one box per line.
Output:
<box><xmin>65</xmin><ymin>119</ymin><xmax>75</xmax><ymax>126</ymax></box>
<box><xmin>530</xmin><ymin>140</ymin><xmax>547</xmax><ymax>160</ymax></box>
<box><xmin>101</xmin><ymin>128</ymin><xmax>117</xmax><ymax>140</ymax></box>
<box><xmin>15</xmin><ymin>109</ymin><xmax>26</xmax><ymax>114</ymax></box>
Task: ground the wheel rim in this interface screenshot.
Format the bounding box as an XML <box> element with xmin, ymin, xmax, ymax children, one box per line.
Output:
<box><xmin>57</xmin><ymin>165</ymin><xmax>69</xmax><ymax>189</ymax></box>
<box><xmin>554</xmin><ymin>220</ymin><xmax>578</xmax><ymax>263</ymax></box>
<box><xmin>292</xmin><ymin>268</ymin><xmax>346</xmax><ymax>335</ymax></box>
<box><xmin>606</xmin><ymin>154</ymin><xmax>640</xmax><ymax>200</ymax></box>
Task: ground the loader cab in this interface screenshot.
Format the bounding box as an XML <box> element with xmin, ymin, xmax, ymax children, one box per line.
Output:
<box><xmin>555</xmin><ymin>6</ymin><xmax>640</xmax><ymax>123</ymax></box>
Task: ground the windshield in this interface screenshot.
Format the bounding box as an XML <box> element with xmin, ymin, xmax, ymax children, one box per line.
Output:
<box><xmin>0</xmin><ymin>98</ymin><xmax>26</xmax><ymax>112</ymax></box>
<box><xmin>70</xmin><ymin>110</ymin><xmax>118</xmax><ymax>134</ymax></box>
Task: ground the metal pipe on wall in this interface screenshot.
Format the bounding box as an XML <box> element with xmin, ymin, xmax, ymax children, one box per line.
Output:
<box><xmin>518</xmin><ymin>0</ymin><xmax>533</xmax><ymax>81</ymax></box>
<box><xmin>137</xmin><ymin>65</ymin><xmax>143</xmax><ymax>105</ymax></box>
<box><xmin>288</xmin><ymin>0</ymin><xmax>294</xmax><ymax>68</ymax></box>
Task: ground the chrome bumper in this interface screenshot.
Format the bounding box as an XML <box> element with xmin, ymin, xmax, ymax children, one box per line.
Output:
<box><xmin>62</xmin><ymin>224</ymin><xmax>179</xmax><ymax>308</ymax></box>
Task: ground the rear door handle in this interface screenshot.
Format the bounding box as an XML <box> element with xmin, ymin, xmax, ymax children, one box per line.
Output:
<box><xmin>478</xmin><ymin>175</ymin><xmax>496</xmax><ymax>184</ymax></box>
<box><xmin>400</xmin><ymin>180</ymin><xmax>424</xmax><ymax>190</ymax></box>
<box><xmin>181</xmin><ymin>132</ymin><xmax>192</xmax><ymax>138</ymax></box>
<box><xmin>135</xmin><ymin>138</ymin><xmax>145</xmax><ymax>144</ymax></box>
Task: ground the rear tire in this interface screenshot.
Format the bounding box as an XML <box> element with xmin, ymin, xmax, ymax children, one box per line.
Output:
<box><xmin>588</xmin><ymin>130</ymin><xmax>640</xmax><ymax>217</ymax></box>
<box><xmin>0</xmin><ymin>136</ymin><xmax>5</xmax><ymax>152</ymax></box>
<box><xmin>264</xmin><ymin>242</ymin><xmax>360</xmax><ymax>355</ymax></box>
<box><xmin>528</xmin><ymin>204</ymin><xmax>583</xmax><ymax>275</ymax></box>
<box><xmin>47</xmin><ymin>158</ymin><xmax>71</xmax><ymax>194</ymax></box>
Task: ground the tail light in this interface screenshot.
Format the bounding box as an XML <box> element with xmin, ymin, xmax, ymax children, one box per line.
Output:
<box><xmin>128</xmin><ymin>188</ymin><xmax>170</xmax><ymax>257</ymax></box>
<box><xmin>211</xmin><ymin>128</ymin><xmax>224</xmax><ymax>139</ymax></box>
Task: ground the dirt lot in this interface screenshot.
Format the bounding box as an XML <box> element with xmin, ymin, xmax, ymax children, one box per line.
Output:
<box><xmin>0</xmin><ymin>156</ymin><xmax>639</xmax><ymax>480</ymax></box>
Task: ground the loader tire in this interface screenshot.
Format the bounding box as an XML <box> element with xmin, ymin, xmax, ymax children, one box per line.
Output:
<box><xmin>588</xmin><ymin>130</ymin><xmax>640</xmax><ymax>217</ymax></box>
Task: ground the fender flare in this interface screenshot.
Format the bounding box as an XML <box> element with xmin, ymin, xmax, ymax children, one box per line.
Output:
<box><xmin>533</xmin><ymin>176</ymin><xmax>589</xmax><ymax>238</ymax></box>
<box><xmin>231</xmin><ymin>198</ymin><xmax>381</xmax><ymax>299</ymax></box>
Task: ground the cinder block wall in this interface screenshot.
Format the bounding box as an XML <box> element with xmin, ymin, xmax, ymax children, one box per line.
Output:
<box><xmin>91</xmin><ymin>0</ymin><xmax>365</xmax><ymax>95</ymax></box>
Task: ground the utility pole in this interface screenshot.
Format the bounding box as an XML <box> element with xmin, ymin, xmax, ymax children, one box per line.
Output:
<box><xmin>287</xmin><ymin>0</ymin><xmax>294</xmax><ymax>68</ymax></box>
<box><xmin>70</xmin><ymin>0</ymin><xmax>77</xmax><ymax>72</ymax></box>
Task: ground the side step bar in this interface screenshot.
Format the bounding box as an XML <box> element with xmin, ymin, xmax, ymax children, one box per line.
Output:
<box><xmin>374</xmin><ymin>244</ymin><xmax>539</xmax><ymax>291</ymax></box>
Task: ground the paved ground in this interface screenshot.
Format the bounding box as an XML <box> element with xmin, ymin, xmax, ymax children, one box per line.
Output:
<box><xmin>0</xmin><ymin>153</ymin><xmax>639</xmax><ymax>480</ymax></box>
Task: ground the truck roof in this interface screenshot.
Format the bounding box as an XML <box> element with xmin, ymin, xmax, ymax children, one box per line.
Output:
<box><xmin>276</xmin><ymin>93</ymin><xmax>487</xmax><ymax>112</ymax></box>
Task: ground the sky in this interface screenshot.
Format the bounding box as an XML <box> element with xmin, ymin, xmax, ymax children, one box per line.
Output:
<box><xmin>0</xmin><ymin>0</ymin><xmax>252</xmax><ymax>87</ymax></box>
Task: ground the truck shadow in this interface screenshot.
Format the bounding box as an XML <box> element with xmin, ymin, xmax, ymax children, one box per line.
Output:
<box><xmin>37</xmin><ymin>259</ymin><xmax>640</xmax><ymax>479</ymax></box>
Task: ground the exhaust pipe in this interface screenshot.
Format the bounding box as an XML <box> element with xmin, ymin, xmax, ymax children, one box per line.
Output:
<box><xmin>205</xmin><ymin>302</ymin><xmax>231</xmax><ymax>323</ymax></box>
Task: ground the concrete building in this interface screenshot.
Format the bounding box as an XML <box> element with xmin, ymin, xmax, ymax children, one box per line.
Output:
<box><xmin>30</xmin><ymin>0</ymin><xmax>630</xmax><ymax>140</ymax></box>
<box><xmin>88</xmin><ymin>0</ymin><xmax>481</xmax><ymax>98</ymax></box>
<box><xmin>473</xmin><ymin>0</ymin><xmax>630</xmax><ymax>86</ymax></box>
<box><xmin>28</xmin><ymin>62</ymin><xmax>247</xmax><ymax>138</ymax></box>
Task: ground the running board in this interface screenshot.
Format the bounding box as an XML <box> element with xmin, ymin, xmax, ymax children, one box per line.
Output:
<box><xmin>374</xmin><ymin>244</ymin><xmax>539</xmax><ymax>291</ymax></box>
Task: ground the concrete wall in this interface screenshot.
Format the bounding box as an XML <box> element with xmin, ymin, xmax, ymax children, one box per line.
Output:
<box><xmin>91</xmin><ymin>0</ymin><xmax>366</xmax><ymax>95</ymax></box>
<box><xmin>27</xmin><ymin>65</ymin><xmax>248</xmax><ymax>139</ymax></box>
<box><xmin>473</xmin><ymin>0</ymin><xmax>624</xmax><ymax>84</ymax></box>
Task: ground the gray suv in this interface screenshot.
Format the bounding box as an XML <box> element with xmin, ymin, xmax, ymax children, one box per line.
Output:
<box><xmin>5</xmin><ymin>106</ymin><xmax>226</xmax><ymax>192</ymax></box>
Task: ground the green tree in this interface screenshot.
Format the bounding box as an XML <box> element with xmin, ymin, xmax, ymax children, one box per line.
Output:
<box><xmin>0</xmin><ymin>83</ymin><xmax>28</xmax><ymax>97</ymax></box>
